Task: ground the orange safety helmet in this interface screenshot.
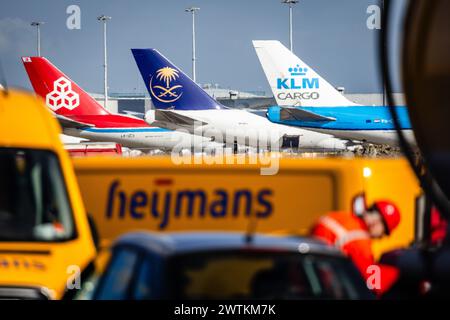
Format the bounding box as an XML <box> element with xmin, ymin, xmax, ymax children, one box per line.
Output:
<box><xmin>372</xmin><ymin>200</ymin><xmax>401</xmax><ymax>235</ymax></box>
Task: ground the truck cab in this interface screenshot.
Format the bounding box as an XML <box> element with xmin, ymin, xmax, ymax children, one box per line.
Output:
<box><xmin>0</xmin><ymin>90</ymin><xmax>97</xmax><ymax>299</ymax></box>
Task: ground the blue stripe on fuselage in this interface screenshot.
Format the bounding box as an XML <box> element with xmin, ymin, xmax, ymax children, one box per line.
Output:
<box><xmin>267</xmin><ymin>106</ymin><xmax>412</xmax><ymax>131</ymax></box>
<box><xmin>81</xmin><ymin>127</ymin><xmax>172</xmax><ymax>133</ymax></box>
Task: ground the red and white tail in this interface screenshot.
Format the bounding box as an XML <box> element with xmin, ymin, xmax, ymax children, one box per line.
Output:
<box><xmin>22</xmin><ymin>56</ymin><xmax>109</xmax><ymax>116</ymax></box>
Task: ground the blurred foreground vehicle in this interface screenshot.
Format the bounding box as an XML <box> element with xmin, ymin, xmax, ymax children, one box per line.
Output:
<box><xmin>85</xmin><ymin>232</ymin><xmax>373</xmax><ymax>300</ymax></box>
<box><xmin>72</xmin><ymin>156</ymin><xmax>420</xmax><ymax>261</ymax></box>
<box><xmin>376</xmin><ymin>0</ymin><xmax>450</xmax><ymax>298</ymax></box>
<box><xmin>0</xmin><ymin>89</ymin><xmax>97</xmax><ymax>299</ymax></box>
<box><xmin>71</xmin><ymin>156</ymin><xmax>420</xmax><ymax>299</ymax></box>
<box><xmin>65</xmin><ymin>142</ymin><xmax>123</xmax><ymax>157</ymax></box>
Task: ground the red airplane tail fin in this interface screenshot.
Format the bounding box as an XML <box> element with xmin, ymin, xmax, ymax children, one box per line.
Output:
<box><xmin>22</xmin><ymin>56</ymin><xmax>109</xmax><ymax>116</ymax></box>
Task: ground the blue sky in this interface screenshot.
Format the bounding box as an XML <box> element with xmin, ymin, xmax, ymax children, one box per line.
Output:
<box><xmin>0</xmin><ymin>0</ymin><xmax>406</xmax><ymax>95</ymax></box>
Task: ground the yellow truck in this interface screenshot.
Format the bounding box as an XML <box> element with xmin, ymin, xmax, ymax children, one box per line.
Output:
<box><xmin>73</xmin><ymin>156</ymin><xmax>421</xmax><ymax>259</ymax></box>
<box><xmin>0</xmin><ymin>89</ymin><xmax>421</xmax><ymax>299</ymax></box>
<box><xmin>0</xmin><ymin>90</ymin><xmax>97</xmax><ymax>299</ymax></box>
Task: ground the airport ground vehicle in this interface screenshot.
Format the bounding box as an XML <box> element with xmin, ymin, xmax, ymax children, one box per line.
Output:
<box><xmin>88</xmin><ymin>232</ymin><xmax>374</xmax><ymax>300</ymax></box>
<box><xmin>65</xmin><ymin>143</ymin><xmax>123</xmax><ymax>157</ymax></box>
<box><xmin>0</xmin><ymin>89</ymin><xmax>97</xmax><ymax>299</ymax></box>
<box><xmin>73</xmin><ymin>156</ymin><xmax>420</xmax><ymax>259</ymax></box>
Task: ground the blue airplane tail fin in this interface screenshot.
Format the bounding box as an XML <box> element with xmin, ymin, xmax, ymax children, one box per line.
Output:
<box><xmin>131</xmin><ymin>48</ymin><xmax>224</xmax><ymax>110</ymax></box>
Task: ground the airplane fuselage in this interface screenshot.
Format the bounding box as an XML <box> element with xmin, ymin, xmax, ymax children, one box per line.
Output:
<box><xmin>147</xmin><ymin>109</ymin><xmax>349</xmax><ymax>151</ymax></box>
<box><xmin>64</xmin><ymin>113</ymin><xmax>215</xmax><ymax>151</ymax></box>
<box><xmin>267</xmin><ymin>105</ymin><xmax>415</xmax><ymax>146</ymax></box>
<box><xmin>63</xmin><ymin>127</ymin><xmax>202</xmax><ymax>150</ymax></box>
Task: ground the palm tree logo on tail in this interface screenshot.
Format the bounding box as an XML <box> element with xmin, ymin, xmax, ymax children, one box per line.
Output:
<box><xmin>150</xmin><ymin>67</ymin><xmax>183</xmax><ymax>103</ymax></box>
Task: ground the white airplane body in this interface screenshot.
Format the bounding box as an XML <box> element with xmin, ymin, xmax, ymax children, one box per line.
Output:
<box><xmin>63</xmin><ymin>126</ymin><xmax>210</xmax><ymax>151</ymax></box>
<box><xmin>132</xmin><ymin>48</ymin><xmax>350</xmax><ymax>152</ymax></box>
<box><xmin>145</xmin><ymin>108</ymin><xmax>349</xmax><ymax>151</ymax></box>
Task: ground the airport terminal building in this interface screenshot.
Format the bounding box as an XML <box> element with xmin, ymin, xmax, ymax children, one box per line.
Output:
<box><xmin>91</xmin><ymin>86</ymin><xmax>406</xmax><ymax>114</ymax></box>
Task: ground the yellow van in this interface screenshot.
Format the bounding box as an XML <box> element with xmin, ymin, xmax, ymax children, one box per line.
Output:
<box><xmin>0</xmin><ymin>90</ymin><xmax>97</xmax><ymax>299</ymax></box>
<box><xmin>73</xmin><ymin>156</ymin><xmax>421</xmax><ymax>259</ymax></box>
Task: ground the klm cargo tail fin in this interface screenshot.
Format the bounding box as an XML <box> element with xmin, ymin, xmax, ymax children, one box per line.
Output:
<box><xmin>252</xmin><ymin>40</ymin><xmax>358</xmax><ymax>107</ymax></box>
<box><xmin>131</xmin><ymin>49</ymin><xmax>224</xmax><ymax>110</ymax></box>
<box><xmin>22</xmin><ymin>56</ymin><xmax>109</xmax><ymax>116</ymax></box>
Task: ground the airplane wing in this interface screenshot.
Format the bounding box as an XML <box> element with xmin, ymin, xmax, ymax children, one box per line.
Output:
<box><xmin>54</xmin><ymin>114</ymin><xmax>94</xmax><ymax>129</ymax></box>
<box><xmin>148</xmin><ymin>109</ymin><xmax>209</xmax><ymax>134</ymax></box>
<box><xmin>122</xmin><ymin>110</ymin><xmax>145</xmax><ymax>119</ymax></box>
<box><xmin>280</xmin><ymin>107</ymin><xmax>336</xmax><ymax>122</ymax></box>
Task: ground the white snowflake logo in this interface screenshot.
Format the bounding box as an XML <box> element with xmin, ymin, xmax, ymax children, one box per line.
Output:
<box><xmin>46</xmin><ymin>77</ymin><xmax>80</xmax><ymax>111</ymax></box>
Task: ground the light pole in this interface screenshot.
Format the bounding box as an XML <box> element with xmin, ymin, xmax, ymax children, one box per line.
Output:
<box><xmin>381</xmin><ymin>0</ymin><xmax>387</xmax><ymax>106</ymax></box>
<box><xmin>31</xmin><ymin>22</ymin><xmax>45</xmax><ymax>56</ymax></box>
<box><xmin>185</xmin><ymin>7</ymin><xmax>200</xmax><ymax>83</ymax></box>
<box><xmin>282</xmin><ymin>0</ymin><xmax>299</xmax><ymax>52</ymax></box>
<box><xmin>97</xmin><ymin>15</ymin><xmax>111</xmax><ymax>108</ymax></box>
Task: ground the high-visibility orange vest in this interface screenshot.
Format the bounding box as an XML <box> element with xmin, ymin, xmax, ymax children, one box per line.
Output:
<box><xmin>311</xmin><ymin>212</ymin><xmax>373</xmax><ymax>275</ymax></box>
<box><xmin>311</xmin><ymin>211</ymin><xmax>399</xmax><ymax>295</ymax></box>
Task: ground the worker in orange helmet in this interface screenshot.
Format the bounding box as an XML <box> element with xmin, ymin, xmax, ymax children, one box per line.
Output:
<box><xmin>310</xmin><ymin>199</ymin><xmax>401</xmax><ymax>296</ymax></box>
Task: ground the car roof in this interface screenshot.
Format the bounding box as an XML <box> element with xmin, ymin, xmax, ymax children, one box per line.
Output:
<box><xmin>113</xmin><ymin>232</ymin><xmax>343</xmax><ymax>258</ymax></box>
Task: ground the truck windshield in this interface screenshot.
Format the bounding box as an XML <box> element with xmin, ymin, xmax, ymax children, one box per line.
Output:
<box><xmin>169</xmin><ymin>251</ymin><xmax>372</xmax><ymax>300</ymax></box>
<box><xmin>0</xmin><ymin>148</ymin><xmax>75</xmax><ymax>242</ymax></box>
